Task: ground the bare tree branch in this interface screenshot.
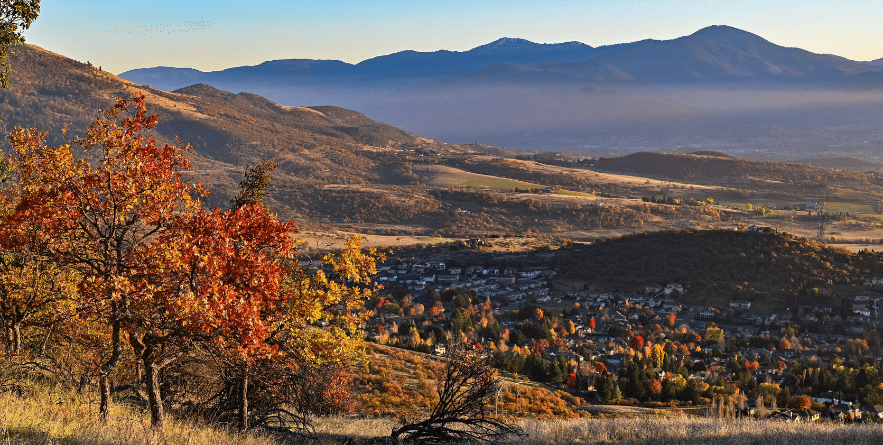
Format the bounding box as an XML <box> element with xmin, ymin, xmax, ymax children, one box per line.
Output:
<box><xmin>391</xmin><ymin>342</ymin><xmax>524</xmax><ymax>444</ymax></box>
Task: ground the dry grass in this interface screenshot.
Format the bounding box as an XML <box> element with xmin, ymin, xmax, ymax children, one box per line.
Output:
<box><xmin>513</xmin><ymin>416</ymin><xmax>883</xmax><ymax>445</ymax></box>
<box><xmin>0</xmin><ymin>391</ymin><xmax>279</xmax><ymax>445</ymax></box>
<box><xmin>313</xmin><ymin>416</ymin><xmax>398</xmax><ymax>443</ymax></box>
<box><xmin>421</xmin><ymin>164</ymin><xmax>545</xmax><ymax>190</ymax></box>
<box><xmin>310</xmin><ymin>415</ymin><xmax>883</xmax><ymax>444</ymax></box>
<box><xmin>3</xmin><ymin>389</ymin><xmax>883</xmax><ymax>445</ymax></box>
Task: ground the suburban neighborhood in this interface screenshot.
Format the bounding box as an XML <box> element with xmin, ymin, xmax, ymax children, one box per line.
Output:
<box><xmin>354</xmin><ymin>246</ymin><xmax>883</xmax><ymax>423</ymax></box>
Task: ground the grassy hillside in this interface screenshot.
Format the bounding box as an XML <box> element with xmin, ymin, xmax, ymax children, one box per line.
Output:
<box><xmin>5</xmin><ymin>389</ymin><xmax>883</xmax><ymax>444</ymax></box>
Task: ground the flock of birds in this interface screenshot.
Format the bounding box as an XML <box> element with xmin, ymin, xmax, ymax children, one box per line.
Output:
<box><xmin>109</xmin><ymin>15</ymin><xmax>215</xmax><ymax>36</ymax></box>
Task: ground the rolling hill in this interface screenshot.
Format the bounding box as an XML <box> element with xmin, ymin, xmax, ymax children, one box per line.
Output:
<box><xmin>0</xmin><ymin>45</ymin><xmax>469</xmax><ymax>225</ymax></box>
<box><xmin>792</xmin><ymin>157</ymin><xmax>883</xmax><ymax>173</ymax></box>
<box><xmin>594</xmin><ymin>151</ymin><xmax>870</xmax><ymax>185</ymax></box>
<box><xmin>7</xmin><ymin>43</ymin><xmax>883</xmax><ymax>244</ymax></box>
<box><xmin>556</xmin><ymin>228</ymin><xmax>883</xmax><ymax>309</ymax></box>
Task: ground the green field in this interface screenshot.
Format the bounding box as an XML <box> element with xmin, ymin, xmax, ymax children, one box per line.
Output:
<box><xmin>823</xmin><ymin>201</ymin><xmax>875</xmax><ymax>214</ymax></box>
<box><xmin>553</xmin><ymin>190</ymin><xmax>596</xmax><ymax>197</ymax></box>
<box><xmin>459</xmin><ymin>177</ymin><xmax>543</xmax><ymax>190</ymax></box>
<box><xmin>415</xmin><ymin>236</ymin><xmax>455</xmax><ymax>243</ymax></box>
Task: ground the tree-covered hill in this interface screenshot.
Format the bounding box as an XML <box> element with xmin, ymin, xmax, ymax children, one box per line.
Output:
<box><xmin>595</xmin><ymin>151</ymin><xmax>874</xmax><ymax>187</ymax></box>
<box><xmin>556</xmin><ymin>229</ymin><xmax>883</xmax><ymax>307</ymax></box>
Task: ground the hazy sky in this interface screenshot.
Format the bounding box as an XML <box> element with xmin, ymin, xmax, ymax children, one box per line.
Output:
<box><xmin>23</xmin><ymin>0</ymin><xmax>883</xmax><ymax>74</ymax></box>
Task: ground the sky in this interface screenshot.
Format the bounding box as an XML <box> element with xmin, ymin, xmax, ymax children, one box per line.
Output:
<box><xmin>21</xmin><ymin>0</ymin><xmax>883</xmax><ymax>75</ymax></box>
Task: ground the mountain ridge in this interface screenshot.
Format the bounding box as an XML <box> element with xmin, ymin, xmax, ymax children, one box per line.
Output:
<box><xmin>593</xmin><ymin>25</ymin><xmax>877</xmax><ymax>83</ymax></box>
<box><xmin>120</xmin><ymin>25</ymin><xmax>881</xmax><ymax>89</ymax></box>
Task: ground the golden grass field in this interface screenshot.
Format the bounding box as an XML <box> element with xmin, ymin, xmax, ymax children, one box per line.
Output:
<box><xmin>4</xmin><ymin>389</ymin><xmax>883</xmax><ymax>445</ymax></box>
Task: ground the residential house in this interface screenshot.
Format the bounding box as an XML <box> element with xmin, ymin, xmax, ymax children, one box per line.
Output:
<box><xmin>798</xmin><ymin>410</ymin><xmax>821</xmax><ymax>422</ymax></box>
<box><xmin>662</xmin><ymin>303</ymin><xmax>682</xmax><ymax>314</ymax></box>
<box><xmin>697</xmin><ymin>307</ymin><xmax>716</xmax><ymax>319</ymax></box>
<box><xmin>729</xmin><ymin>300</ymin><xmax>752</xmax><ymax>310</ymax></box>
<box><xmin>826</xmin><ymin>403</ymin><xmax>863</xmax><ymax>421</ymax></box>
<box><xmin>767</xmin><ymin>410</ymin><xmax>800</xmax><ymax>422</ymax></box>
<box><xmin>465</xmin><ymin>265</ymin><xmax>484</xmax><ymax>275</ymax></box>
<box><xmin>664</xmin><ymin>283</ymin><xmax>684</xmax><ymax>295</ymax></box>
<box><xmin>437</xmin><ymin>274</ymin><xmax>460</xmax><ymax>283</ymax></box>
<box><xmin>774</xmin><ymin>310</ymin><xmax>793</xmax><ymax>326</ymax></box>
<box><xmin>738</xmin><ymin>312</ymin><xmax>763</xmax><ymax>324</ymax></box>
<box><xmin>861</xmin><ymin>405</ymin><xmax>883</xmax><ymax>419</ymax></box>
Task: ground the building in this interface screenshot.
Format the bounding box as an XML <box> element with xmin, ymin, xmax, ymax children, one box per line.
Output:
<box><xmin>729</xmin><ymin>300</ymin><xmax>752</xmax><ymax>310</ymax></box>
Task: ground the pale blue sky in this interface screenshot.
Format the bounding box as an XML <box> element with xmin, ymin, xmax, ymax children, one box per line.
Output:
<box><xmin>22</xmin><ymin>0</ymin><xmax>883</xmax><ymax>74</ymax></box>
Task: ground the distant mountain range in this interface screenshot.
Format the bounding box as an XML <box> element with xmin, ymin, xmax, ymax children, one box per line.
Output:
<box><xmin>122</xmin><ymin>26</ymin><xmax>882</xmax><ymax>91</ymax></box>
<box><xmin>116</xmin><ymin>26</ymin><xmax>883</xmax><ymax>157</ymax></box>
<box><xmin>121</xmin><ymin>37</ymin><xmax>624</xmax><ymax>92</ymax></box>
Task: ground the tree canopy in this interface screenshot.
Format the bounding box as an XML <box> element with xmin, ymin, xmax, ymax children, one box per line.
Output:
<box><xmin>0</xmin><ymin>94</ymin><xmax>381</xmax><ymax>430</ymax></box>
<box><xmin>0</xmin><ymin>1</ymin><xmax>40</xmax><ymax>89</ymax></box>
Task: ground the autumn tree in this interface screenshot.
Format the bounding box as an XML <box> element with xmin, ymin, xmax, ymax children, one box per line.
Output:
<box><xmin>0</xmin><ymin>251</ymin><xmax>78</xmax><ymax>354</ymax></box>
<box><xmin>666</xmin><ymin>313</ymin><xmax>677</xmax><ymax>329</ymax></box>
<box><xmin>650</xmin><ymin>343</ymin><xmax>666</xmax><ymax>369</ymax></box>
<box><xmin>0</xmin><ymin>187</ymin><xmax>79</xmax><ymax>354</ymax></box>
<box><xmin>130</xmin><ymin>204</ymin><xmax>298</xmax><ymax>427</ymax></box>
<box><xmin>649</xmin><ymin>379</ymin><xmax>662</xmax><ymax>400</ymax></box>
<box><xmin>791</xmin><ymin>395</ymin><xmax>812</xmax><ymax>411</ymax></box>
<box><xmin>134</xmin><ymin>140</ymin><xmax>378</xmax><ymax>430</ymax></box>
<box><xmin>3</xmin><ymin>96</ymin><xmax>381</xmax><ymax>430</ymax></box>
<box><xmin>4</xmin><ymin>95</ymin><xmax>202</xmax><ymax>419</ymax></box>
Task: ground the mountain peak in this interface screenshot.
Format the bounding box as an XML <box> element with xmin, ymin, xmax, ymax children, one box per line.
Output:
<box><xmin>488</xmin><ymin>37</ymin><xmax>535</xmax><ymax>46</ymax></box>
<box><xmin>688</xmin><ymin>25</ymin><xmax>769</xmax><ymax>43</ymax></box>
<box><xmin>470</xmin><ymin>37</ymin><xmax>541</xmax><ymax>53</ymax></box>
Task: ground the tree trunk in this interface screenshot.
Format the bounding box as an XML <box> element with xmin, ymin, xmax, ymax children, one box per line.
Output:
<box><xmin>99</xmin><ymin>306</ymin><xmax>122</xmax><ymax>420</ymax></box>
<box><xmin>12</xmin><ymin>322</ymin><xmax>21</xmax><ymax>354</ymax></box>
<box><xmin>143</xmin><ymin>347</ymin><xmax>165</xmax><ymax>428</ymax></box>
<box><xmin>239</xmin><ymin>364</ymin><xmax>249</xmax><ymax>432</ymax></box>
<box><xmin>99</xmin><ymin>374</ymin><xmax>111</xmax><ymax>420</ymax></box>
<box><xmin>4</xmin><ymin>326</ymin><xmax>12</xmax><ymax>352</ymax></box>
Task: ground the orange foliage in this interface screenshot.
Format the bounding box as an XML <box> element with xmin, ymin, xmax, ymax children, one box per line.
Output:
<box><xmin>792</xmin><ymin>395</ymin><xmax>812</xmax><ymax>411</ymax></box>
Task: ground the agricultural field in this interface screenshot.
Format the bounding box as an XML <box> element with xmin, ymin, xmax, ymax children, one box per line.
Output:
<box><xmin>420</xmin><ymin>164</ymin><xmax>548</xmax><ymax>191</ymax></box>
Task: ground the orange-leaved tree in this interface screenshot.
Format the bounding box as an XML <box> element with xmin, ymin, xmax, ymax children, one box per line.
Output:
<box><xmin>791</xmin><ymin>395</ymin><xmax>812</xmax><ymax>411</ymax></box>
<box><xmin>2</xmin><ymin>94</ymin><xmax>382</xmax><ymax>432</ymax></box>
<box><xmin>0</xmin><ymin>178</ymin><xmax>79</xmax><ymax>354</ymax></box>
<box><xmin>3</xmin><ymin>94</ymin><xmax>202</xmax><ymax>419</ymax></box>
<box><xmin>129</xmin><ymin>203</ymin><xmax>297</xmax><ymax>427</ymax></box>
